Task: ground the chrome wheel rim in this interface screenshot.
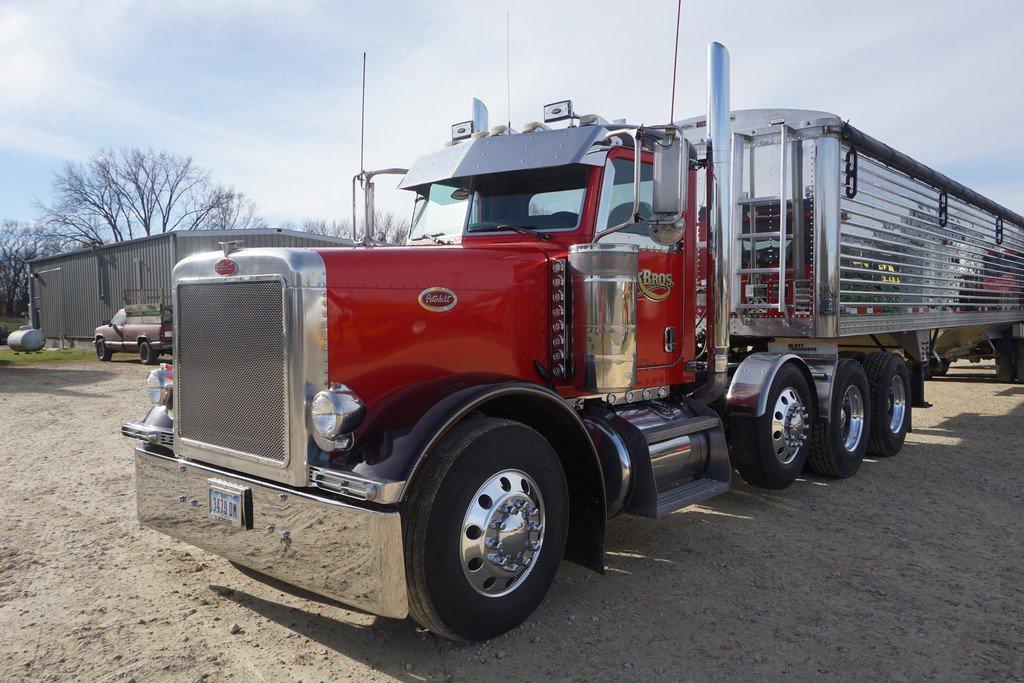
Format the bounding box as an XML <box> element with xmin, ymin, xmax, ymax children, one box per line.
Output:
<box><xmin>770</xmin><ymin>387</ymin><xmax>810</xmax><ymax>465</ymax></box>
<box><xmin>840</xmin><ymin>384</ymin><xmax>865</xmax><ymax>452</ymax></box>
<box><xmin>888</xmin><ymin>375</ymin><xmax>907</xmax><ymax>433</ymax></box>
<box><xmin>460</xmin><ymin>469</ymin><xmax>545</xmax><ymax>597</ymax></box>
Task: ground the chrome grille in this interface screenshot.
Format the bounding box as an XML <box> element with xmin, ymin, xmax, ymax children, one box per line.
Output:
<box><xmin>176</xmin><ymin>280</ymin><xmax>288</xmax><ymax>463</ymax></box>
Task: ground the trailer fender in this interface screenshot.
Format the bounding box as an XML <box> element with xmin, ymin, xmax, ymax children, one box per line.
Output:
<box><xmin>348</xmin><ymin>377</ymin><xmax>607</xmax><ymax>573</ymax></box>
<box><xmin>726</xmin><ymin>353</ymin><xmax>821</xmax><ymax>421</ymax></box>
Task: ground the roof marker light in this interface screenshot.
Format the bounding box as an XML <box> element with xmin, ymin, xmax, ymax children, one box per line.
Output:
<box><xmin>543</xmin><ymin>99</ymin><xmax>574</xmax><ymax>123</ymax></box>
<box><xmin>522</xmin><ymin>121</ymin><xmax>551</xmax><ymax>133</ymax></box>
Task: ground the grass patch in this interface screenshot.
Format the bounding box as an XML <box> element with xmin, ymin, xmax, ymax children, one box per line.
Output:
<box><xmin>0</xmin><ymin>315</ymin><xmax>28</xmax><ymax>330</ymax></box>
<box><xmin>0</xmin><ymin>347</ymin><xmax>97</xmax><ymax>367</ymax></box>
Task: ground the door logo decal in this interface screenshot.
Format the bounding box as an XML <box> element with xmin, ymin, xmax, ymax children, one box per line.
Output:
<box><xmin>638</xmin><ymin>269</ymin><xmax>674</xmax><ymax>302</ymax></box>
<box><xmin>418</xmin><ymin>287</ymin><xmax>458</xmax><ymax>312</ymax></box>
<box><xmin>214</xmin><ymin>258</ymin><xmax>237</xmax><ymax>276</ymax></box>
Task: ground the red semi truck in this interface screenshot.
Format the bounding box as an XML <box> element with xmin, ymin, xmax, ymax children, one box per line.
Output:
<box><xmin>123</xmin><ymin>43</ymin><xmax>1024</xmax><ymax>641</ymax></box>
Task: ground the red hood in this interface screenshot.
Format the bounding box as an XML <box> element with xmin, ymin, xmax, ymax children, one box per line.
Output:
<box><xmin>315</xmin><ymin>244</ymin><xmax>554</xmax><ymax>405</ymax></box>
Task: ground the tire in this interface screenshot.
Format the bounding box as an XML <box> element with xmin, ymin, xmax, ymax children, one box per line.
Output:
<box><xmin>95</xmin><ymin>338</ymin><xmax>113</xmax><ymax>361</ymax></box>
<box><xmin>138</xmin><ymin>339</ymin><xmax>159</xmax><ymax>365</ymax></box>
<box><xmin>729</xmin><ymin>363</ymin><xmax>814</xmax><ymax>490</ymax></box>
<box><xmin>403</xmin><ymin>417</ymin><xmax>568</xmax><ymax>642</ymax></box>
<box><xmin>808</xmin><ymin>359</ymin><xmax>870</xmax><ymax>478</ymax></box>
<box><xmin>929</xmin><ymin>360</ymin><xmax>950</xmax><ymax>377</ymax></box>
<box><xmin>995</xmin><ymin>333</ymin><xmax>1024</xmax><ymax>383</ymax></box>
<box><xmin>863</xmin><ymin>352</ymin><xmax>911</xmax><ymax>457</ymax></box>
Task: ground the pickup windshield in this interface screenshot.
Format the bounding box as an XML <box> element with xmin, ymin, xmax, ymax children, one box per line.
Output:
<box><xmin>408</xmin><ymin>165</ymin><xmax>589</xmax><ymax>243</ymax></box>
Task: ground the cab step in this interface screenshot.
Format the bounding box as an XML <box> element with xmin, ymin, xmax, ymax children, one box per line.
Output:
<box><xmin>655</xmin><ymin>478</ymin><xmax>731</xmax><ymax>517</ymax></box>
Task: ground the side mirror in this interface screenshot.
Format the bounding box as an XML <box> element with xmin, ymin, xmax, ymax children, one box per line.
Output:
<box><xmin>652</xmin><ymin>132</ymin><xmax>688</xmax><ymax>215</ymax></box>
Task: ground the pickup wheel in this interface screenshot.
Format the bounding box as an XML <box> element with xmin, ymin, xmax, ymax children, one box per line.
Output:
<box><xmin>729</xmin><ymin>363</ymin><xmax>813</xmax><ymax>490</ymax></box>
<box><xmin>138</xmin><ymin>339</ymin><xmax>159</xmax><ymax>365</ymax></box>
<box><xmin>95</xmin><ymin>338</ymin><xmax>113</xmax><ymax>361</ymax></box>
<box><xmin>863</xmin><ymin>352</ymin><xmax>911</xmax><ymax>457</ymax></box>
<box><xmin>807</xmin><ymin>359</ymin><xmax>870</xmax><ymax>478</ymax></box>
<box><xmin>403</xmin><ymin>417</ymin><xmax>568</xmax><ymax>642</ymax></box>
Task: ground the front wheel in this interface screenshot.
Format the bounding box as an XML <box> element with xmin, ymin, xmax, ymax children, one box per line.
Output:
<box><xmin>403</xmin><ymin>417</ymin><xmax>568</xmax><ymax>642</ymax></box>
<box><xmin>729</xmin><ymin>363</ymin><xmax>814</xmax><ymax>490</ymax></box>
<box><xmin>138</xmin><ymin>339</ymin><xmax>159</xmax><ymax>365</ymax></box>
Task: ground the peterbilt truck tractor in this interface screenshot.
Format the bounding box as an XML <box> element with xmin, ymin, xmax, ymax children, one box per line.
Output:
<box><xmin>123</xmin><ymin>42</ymin><xmax>1024</xmax><ymax>641</ymax></box>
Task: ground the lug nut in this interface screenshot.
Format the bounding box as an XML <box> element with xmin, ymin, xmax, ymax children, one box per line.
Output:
<box><xmin>486</xmin><ymin>538</ymin><xmax>499</xmax><ymax>549</ymax></box>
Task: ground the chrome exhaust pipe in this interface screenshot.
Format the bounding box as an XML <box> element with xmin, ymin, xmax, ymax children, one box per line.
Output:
<box><xmin>693</xmin><ymin>41</ymin><xmax>732</xmax><ymax>404</ymax></box>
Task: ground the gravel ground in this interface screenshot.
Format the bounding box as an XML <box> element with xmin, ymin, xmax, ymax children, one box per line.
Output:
<box><xmin>1</xmin><ymin>358</ymin><xmax>1023</xmax><ymax>681</ymax></box>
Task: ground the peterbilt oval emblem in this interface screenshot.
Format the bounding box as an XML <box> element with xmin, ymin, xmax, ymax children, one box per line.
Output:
<box><xmin>214</xmin><ymin>258</ymin><xmax>236</xmax><ymax>276</ymax></box>
<box><xmin>418</xmin><ymin>287</ymin><xmax>457</xmax><ymax>312</ymax></box>
<box><xmin>638</xmin><ymin>269</ymin><xmax>674</xmax><ymax>302</ymax></box>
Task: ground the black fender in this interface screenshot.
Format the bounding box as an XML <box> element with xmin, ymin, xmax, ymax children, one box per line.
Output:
<box><xmin>341</xmin><ymin>375</ymin><xmax>607</xmax><ymax>572</ymax></box>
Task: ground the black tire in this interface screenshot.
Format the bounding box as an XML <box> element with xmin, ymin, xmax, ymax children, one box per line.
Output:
<box><xmin>808</xmin><ymin>359</ymin><xmax>870</xmax><ymax>478</ymax></box>
<box><xmin>929</xmin><ymin>359</ymin><xmax>950</xmax><ymax>377</ymax></box>
<box><xmin>863</xmin><ymin>352</ymin><xmax>911</xmax><ymax>457</ymax></box>
<box><xmin>95</xmin><ymin>338</ymin><xmax>113</xmax><ymax>361</ymax></box>
<box><xmin>403</xmin><ymin>417</ymin><xmax>568</xmax><ymax>642</ymax></box>
<box><xmin>995</xmin><ymin>332</ymin><xmax>1024</xmax><ymax>383</ymax></box>
<box><xmin>729</xmin><ymin>363</ymin><xmax>814</xmax><ymax>490</ymax></box>
<box><xmin>138</xmin><ymin>339</ymin><xmax>159</xmax><ymax>365</ymax></box>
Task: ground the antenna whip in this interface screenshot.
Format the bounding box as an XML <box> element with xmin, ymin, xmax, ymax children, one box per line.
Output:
<box><xmin>669</xmin><ymin>0</ymin><xmax>682</xmax><ymax>122</ymax></box>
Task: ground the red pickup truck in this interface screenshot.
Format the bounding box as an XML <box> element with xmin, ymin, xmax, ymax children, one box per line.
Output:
<box><xmin>95</xmin><ymin>304</ymin><xmax>172</xmax><ymax>364</ymax></box>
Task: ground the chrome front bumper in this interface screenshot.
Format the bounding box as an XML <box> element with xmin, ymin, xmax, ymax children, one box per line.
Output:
<box><xmin>134</xmin><ymin>445</ymin><xmax>408</xmax><ymax>619</ymax></box>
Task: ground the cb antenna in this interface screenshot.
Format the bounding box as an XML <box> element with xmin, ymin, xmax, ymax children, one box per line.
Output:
<box><xmin>669</xmin><ymin>0</ymin><xmax>682</xmax><ymax>122</ymax></box>
<box><xmin>505</xmin><ymin>11</ymin><xmax>512</xmax><ymax>130</ymax></box>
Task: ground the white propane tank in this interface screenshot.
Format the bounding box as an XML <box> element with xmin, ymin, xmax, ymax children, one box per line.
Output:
<box><xmin>7</xmin><ymin>326</ymin><xmax>45</xmax><ymax>352</ymax></box>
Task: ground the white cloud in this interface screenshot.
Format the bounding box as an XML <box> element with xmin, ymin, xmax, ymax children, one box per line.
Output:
<box><xmin>1</xmin><ymin>0</ymin><xmax>1022</xmax><ymax>219</ymax></box>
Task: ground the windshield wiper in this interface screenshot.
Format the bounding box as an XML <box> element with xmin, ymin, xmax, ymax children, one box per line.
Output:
<box><xmin>470</xmin><ymin>224</ymin><xmax>551</xmax><ymax>241</ymax></box>
<box><xmin>408</xmin><ymin>232</ymin><xmax>453</xmax><ymax>245</ymax></box>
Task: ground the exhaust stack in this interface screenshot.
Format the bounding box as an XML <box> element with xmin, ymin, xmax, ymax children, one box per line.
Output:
<box><xmin>694</xmin><ymin>41</ymin><xmax>733</xmax><ymax>403</ymax></box>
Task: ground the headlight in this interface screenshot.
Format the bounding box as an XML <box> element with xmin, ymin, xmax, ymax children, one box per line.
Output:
<box><xmin>146</xmin><ymin>368</ymin><xmax>173</xmax><ymax>406</ymax></box>
<box><xmin>310</xmin><ymin>385</ymin><xmax>365</xmax><ymax>439</ymax></box>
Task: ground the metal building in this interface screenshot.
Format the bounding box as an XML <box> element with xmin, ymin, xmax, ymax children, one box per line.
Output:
<box><xmin>27</xmin><ymin>229</ymin><xmax>353</xmax><ymax>340</ymax></box>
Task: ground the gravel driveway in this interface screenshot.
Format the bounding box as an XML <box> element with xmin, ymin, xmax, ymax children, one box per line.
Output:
<box><xmin>1</xmin><ymin>359</ymin><xmax>1022</xmax><ymax>680</ymax></box>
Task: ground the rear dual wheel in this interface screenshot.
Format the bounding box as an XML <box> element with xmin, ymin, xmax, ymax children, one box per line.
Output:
<box><xmin>808</xmin><ymin>359</ymin><xmax>870</xmax><ymax>478</ymax></box>
<box><xmin>403</xmin><ymin>417</ymin><xmax>568</xmax><ymax>642</ymax></box>
<box><xmin>863</xmin><ymin>352</ymin><xmax>911</xmax><ymax>457</ymax></box>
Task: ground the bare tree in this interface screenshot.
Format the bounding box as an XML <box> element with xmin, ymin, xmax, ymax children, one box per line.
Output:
<box><xmin>292</xmin><ymin>212</ymin><xmax>408</xmax><ymax>244</ymax></box>
<box><xmin>0</xmin><ymin>220</ymin><xmax>63</xmax><ymax>318</ymax></box>
<box><xmin>35</xmin><ymin>148</ymin><xmax>263</xmax><ymax>246</ymax></box>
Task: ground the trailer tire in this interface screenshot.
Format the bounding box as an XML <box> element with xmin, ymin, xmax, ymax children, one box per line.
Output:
<box><xmin>808</xmin><ymin>359</ymin><xmax>870</xmax><ymax>478</ymax></box>
<box><xmin>138</xmin><ymin>339</ymin><xmax>159</xmax><ymax>365</ymax></box>
<box><xmin>864</xmin><ymin>352</ymin><xmax>911</xmax><ymax>457</ymax></box>
<box><xmin>403</xmin><ymin>417</ymin><xmax>568</xmax><ymax>642</ymax></box>
<box><xmin>729</xmin><ymin>363</ymin><xmax>813</xmax><ymax>490</ymax></box>
<box><xmin>95</xmin><ymin>338</ymin><xmax>113</xmax><ymax>362</ymax></box>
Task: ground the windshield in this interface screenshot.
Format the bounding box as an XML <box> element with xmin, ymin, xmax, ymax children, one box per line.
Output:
<box><xmin>408</xmin><ymin>165</ymin><xmax>589</xmax><ymax>243</ymax></box>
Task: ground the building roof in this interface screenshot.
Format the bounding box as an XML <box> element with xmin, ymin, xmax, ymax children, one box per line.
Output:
<box><xmin>28</xmin><ymin>228</ymin><xmax>354</xmax><ymax>265</ymax></box>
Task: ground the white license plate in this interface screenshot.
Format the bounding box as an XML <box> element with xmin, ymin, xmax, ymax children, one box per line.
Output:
<box><xmin>207</xmin><ymin>481</ymin><xmax>249</xmax><ymax>527</ymax></box>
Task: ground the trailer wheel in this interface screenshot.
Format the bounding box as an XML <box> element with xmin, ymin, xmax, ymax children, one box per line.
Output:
<box><xmin>403</xmin><ymin>417</ymin><xmax>568</xmax><ymax>642</ymax></box>
<box><xmin>138</xmin><ymin>339</ymin><xmax>159</xmax><ymax>365</ymax></box>
<box><xmin>729</xmin><ymin>363</ymin><xmax>813</xmax><ymax>490</ymax></box>
<box><xmin>95</xmin><ymin>338</ymin><xmax>113</xmax><ymax>361</ymax></box>
<box><xmin>863</xmin><ymin>352</ymin><xmax>911</xmax><ymax>457</ymax></box>
<box><xmin>807</xmin><ymin>359</ymin><xmax>870</xmax><ymax>478</ymax></box>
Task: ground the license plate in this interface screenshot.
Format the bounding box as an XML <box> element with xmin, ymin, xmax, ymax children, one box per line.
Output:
<box><xmin>207</xmin><ymin>480</ymin><xmax>250</xmax><ymax>527</ymax></box>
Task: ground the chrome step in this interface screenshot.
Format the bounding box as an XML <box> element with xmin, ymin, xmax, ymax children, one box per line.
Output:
<box><xmin>642</xmin><ymin>414</ymin><xmax>721</xmax><ymax>443</ymax></box>
<box><xmin>655</xmin><ymin>478</ymin><xmax>730</xmax><ymax>517</ymax></box>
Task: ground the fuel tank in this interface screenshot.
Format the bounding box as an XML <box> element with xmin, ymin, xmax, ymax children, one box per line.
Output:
<box><xmin>315</xmin><ymin>245</ymin><xmax>554</xmax><ymax>405</ymax></box>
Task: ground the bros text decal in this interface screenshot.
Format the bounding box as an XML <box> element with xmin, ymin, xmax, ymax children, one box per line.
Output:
<box><xmin>418</xmin><ymin>287</ymin><xmax>458</xmax><ymax>312</ymax></box>
<box><xmin>637</xmin><ymin>269</ymin><xmax>674</xmax><ymax>302</ymax></box>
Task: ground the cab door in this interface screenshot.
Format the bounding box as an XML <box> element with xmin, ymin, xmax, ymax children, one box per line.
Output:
<box><xmin>595</xmin><ymin>152</ymin><xmax>685</xmax><ymax>369</ymax></box>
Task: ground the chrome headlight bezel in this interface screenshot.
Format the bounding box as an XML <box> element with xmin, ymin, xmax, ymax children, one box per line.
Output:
<box><xmin>146</xmin><ymin>368</ymin><xmax>174</xmax><ymax>406</ymax></box>
<box><xmin>310</xmin><ymin>385</ymin><xmax>365</xmax><ymax>441</ymax></box>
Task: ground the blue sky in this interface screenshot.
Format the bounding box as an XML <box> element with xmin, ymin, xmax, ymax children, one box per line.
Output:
<box><xmin>2</xmin><ymin>0</ymin><xmax>1022</xmax><ymax>226</ymax></box>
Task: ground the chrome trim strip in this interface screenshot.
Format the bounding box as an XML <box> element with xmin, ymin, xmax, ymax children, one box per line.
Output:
<box><xmin>134</xmin><ymin>445</ymin><xmax>408</xmax><ymax>619</ymax></box>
